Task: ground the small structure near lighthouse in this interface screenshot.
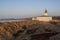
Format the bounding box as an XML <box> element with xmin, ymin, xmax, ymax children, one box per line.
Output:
<box><xmin>32</xmin><ymin>9</ymin><xmax>52</xmax><ymax>22</ymax></box>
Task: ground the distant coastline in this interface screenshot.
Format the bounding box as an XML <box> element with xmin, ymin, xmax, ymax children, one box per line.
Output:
<box><xmin>0</xmin><ymin>16</ymin><xmax>60</xmax><ymax>22</ymax></box>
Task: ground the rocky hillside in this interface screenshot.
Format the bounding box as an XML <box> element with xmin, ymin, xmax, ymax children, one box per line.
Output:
<box><xmin>0</xmin><ymin>20</ymin><xmax>60</xmax><ymax>40</ymax></box>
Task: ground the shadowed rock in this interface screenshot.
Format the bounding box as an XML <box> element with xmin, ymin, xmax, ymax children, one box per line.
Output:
<box><xmin>13</xmin><ymin>30</ymin><xmax>24</xmax><ymax>38</ymax></box>
<box><xmin>30</xmin><ymin>32</ymin><xmax>60</xmax><ymax>40</ymax></box>
<box><xmin>0</xmin><ymin>22</ymin><xmax>3</xmax><ymax>26</ymax></box>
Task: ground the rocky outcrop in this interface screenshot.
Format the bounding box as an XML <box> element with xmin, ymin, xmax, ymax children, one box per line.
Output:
<box><xmin>0</xmin><ymin>20</ymin><xmax>60</xmax><ymax>40</ymax></box>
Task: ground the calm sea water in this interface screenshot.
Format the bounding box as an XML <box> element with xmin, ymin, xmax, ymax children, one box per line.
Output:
<box><xmin>0</xmin><ymin>20</ymin><xmax>25</xmax><ymax>22</ymax></box>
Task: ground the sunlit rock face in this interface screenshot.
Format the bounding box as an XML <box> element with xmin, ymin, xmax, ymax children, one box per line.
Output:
<box><xmin>0</xmin><ymin>20</ymin><xmax>60</xmax><ymax>40</ymax></box>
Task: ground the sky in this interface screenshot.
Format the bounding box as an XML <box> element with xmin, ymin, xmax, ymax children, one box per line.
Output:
<box><xmin>0</xmin><ymin>0</ymin><xmax>60</xmax><ymax>18</ymax></box>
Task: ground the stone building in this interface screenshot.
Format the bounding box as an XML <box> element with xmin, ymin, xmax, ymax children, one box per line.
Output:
<box><xmin>32</xmin><ymin>9</ymin><xmax>52</xmax><ymax>21</ymax></box>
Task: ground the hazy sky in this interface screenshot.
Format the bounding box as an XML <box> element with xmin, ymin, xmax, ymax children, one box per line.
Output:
<box><xmin>0</xmin><ymin>0</ymin><xmax>60</xmax><ymax>18</ymax></box>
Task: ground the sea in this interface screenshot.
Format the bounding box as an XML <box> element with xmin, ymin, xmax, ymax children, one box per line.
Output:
<box><xmin>0</xmin><ymin>20</ymin><xmax>25</xmax><ymax>22</ymax></box>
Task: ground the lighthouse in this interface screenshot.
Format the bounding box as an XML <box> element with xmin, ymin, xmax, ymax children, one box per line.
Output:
<box><xmin>44</xmin><ymin>9</ymin><xmax>48</xmax><ymax>16</ymax></box>
<box><xmin>32</xmin><ymin>9</ymin><xmax>52</xmax><ymax>22</ymax></box>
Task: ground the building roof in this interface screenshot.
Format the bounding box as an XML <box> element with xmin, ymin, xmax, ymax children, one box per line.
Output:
<box><xmin>38</xmin><ymin>15</ymin><xmax>52</xmax><ymax>17</ymax></box>
<box><xmin>45</xmin><ymin>9</ymin><xmax>48</xmax><ymax>13</ymax></box>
